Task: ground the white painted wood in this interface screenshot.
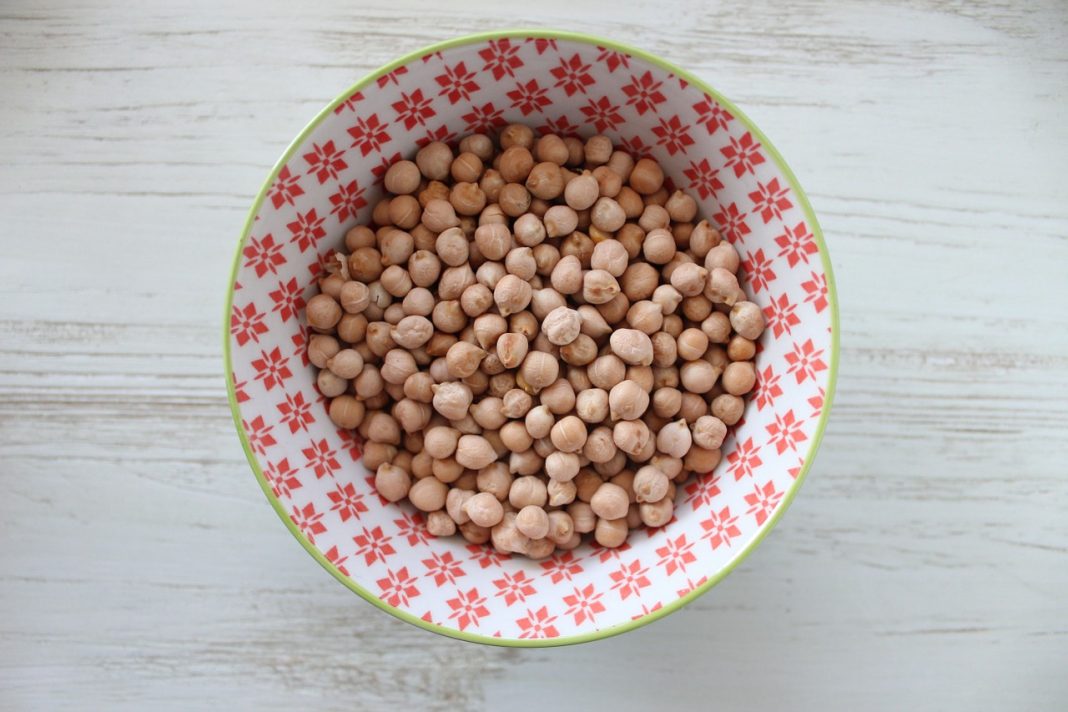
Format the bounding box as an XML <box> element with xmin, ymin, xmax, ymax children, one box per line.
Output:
<box><xmin>1</xmin><ymin>0</ymin><xmax>1066</xmax><ymax>709</ymax></box>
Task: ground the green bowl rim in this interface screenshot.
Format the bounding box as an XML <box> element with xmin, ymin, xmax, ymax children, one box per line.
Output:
<box><xmin>223</xmin><ymin>28</ymin><xmax>840</xmax><ymax>648</ymax></box>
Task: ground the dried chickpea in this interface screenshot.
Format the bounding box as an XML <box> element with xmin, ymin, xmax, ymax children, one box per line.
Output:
<box><xmin>705</xmin><ymin>241</ymin><xmax>741</xmax><ymax>273</ymax></box>
<box><xmin>308</xmin><ymin>335</ymin><xmax>340</xmax><ymax>369</ymax></box>
<box><xmin>671</xmin><ymin>262</ymin><xmax>709</xmax><ymax>297</ymax></box>
<box><xmin>374</xmin><ymin>463</ymin><xmax>411</xmax><ymax>503</ymax></box>
<box><xmin>328</xmin><ymin>395</ymin><xmax>365</xmax><ymax>429</ymax></box>
<box><xmin>629</xmin><ymin>158</ymin><xmax>664</xmax><ymax>195</ymax></box>
<box><xmin>509</xmin><ymin>475</ymin><xmax>547</xmax><ymax>508</ymax></box>
<box><xmin>543</xmin><ymin>205</ymin><xmax>578</xmax><ymax>238</ymax></box>
<box><xmin>608</xmin><ymin>380</ymin><xmax>650</xmax><ymax>421</ymax></box>
<box><xmin>730</xmin><ymin>301</ymin><xmax>765</xmax><ymax>340</ymax></box>
<box><xmin>583</xmin><ymin>269</ymin><xmax>621</xmax><ymax>305</ymax></box>
<box><xmin>465</xmin><ymin>491</ymin><xmax>505</xmax><ymax>527</ymax></box>
<box><xmin>639</xmin><ymin>497</ymin><xmax>674</xmax><ymax>528</ymax></box>
<box><xmin>727</xmin><ymin>335</ymin><xmax>756</xmax><ymax>362</ymax></box>
<box><xmin>306</xmin><ymin>294</ymin><xmax>342</xmax><ymax>330</ymax></box>
<box><xmin>722</xmin><ymin>361</ymin><xmax>757</xmax><ymax>396</ymax></box>
<box><xmin>595</xmin><ymin>517</ymin><xmax>628</xmax><ymax>548</ymax></box>
<box><xmin>591</xmin><ymin>197</ymin><xmax>626</xmax><ymax>232</ymax></box>
<box><xmin>317</xmin><ymin>369</ymin><xmax>348</xmax><ymax>397</ymax></box>
<box><xmin>460</xmin><ymin>133</ymin><xmax>494</xmax><ymax>161</ymax></box>
<box><xmin>416</xmin><ymin>141</ymin><xmax>452</xmax><ymax>181</ymax></box>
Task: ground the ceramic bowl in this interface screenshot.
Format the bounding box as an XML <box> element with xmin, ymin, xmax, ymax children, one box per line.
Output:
<box><xmin>225</xmin><ymin>30</ymin><xmax>838</xmax><ymax>646</ymax></box>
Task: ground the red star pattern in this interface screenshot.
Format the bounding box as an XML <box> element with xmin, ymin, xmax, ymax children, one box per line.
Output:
<box><xmin>302</xmin><ymin>140</ymin><xmax>347</xmax><ymax>184</ymax></box>
<box><xmin>250</xmin><ymin>347</ymin><xmax>291</xmax><ymax>391</ymax></box>
<box><xmin>422</xmin><ymin>551</ymin><xmax>466</xmax><ymax>587</ymax></box>
<box><xmin>302</xmin><ymin>438</ymin><xmax>340</xmax><ymax>479</ymax></box>
<box><xmin>268</xmin><ymin>277</ymin><xmax>305</xmax><ymax>323</ymax></box>
<box><xmin>580</xmin><ymin>95</ymin><xmax>625</xmax><ymax>133</ymax></box>
<box><xmin>265</xmin><ymin>456</ymin><xmax>300</xmax><ymax>500</ymax></box>
<box><xmin>493</xmin><ymin>570</ymin><xmax>537</xmax><ymax>606</ymax></box>
<box><xmin>327</xmin><ymin>481</ymin><xmax>367</xmax><ymax>522</ymax></box>
<box><xmin>775</xmin><ymin>221</ymin><xmax>819</xmax><ymax>267</ymax></box>
<box><xmin>712</xmin><ymin>202</ymin><xmax>752</xmax><ymax>244</ymax></box>
<box><xmin>785</xmin><ymin>339</ymin><xmax>828</xmax><ymax>384</ymax></box>
<box><xmin>721</xmin><ymin>131</ymin><xmax>765</xmax><ymax>177</ymax></box>
<box><xmin>290</xmin><ymin>502</ymin><xmax>326</xmax><ymax>545</ymax></box>
<box><xmin>683</xmin><ymin>158</ymin><xmax>725</xmax><ymax>201</ymax></box>
<box><xmin>692</xmin><ymin>95</ymin><xmax>734</xmax><ymax>134</ymax></box>
<box><xmin>467</xmin><ymin>543</ymin><xmax>508</xmax><ymax>569</ymax></box>
<box><xmin>550</xmin><ymin>53</ymin><xmax>595</xmax><ymax>97</ymax></box>
<box><xmin>753</xmin><ymin>365</ymin><xmax>784</xmax><ymax>411</ymax></box>
<box><xmin>595</xmin><ymin>46</ymin><xmax>630</xmax><ymax>73</ymax></box>
<box><xmin>763</xmin><ymin>292</ymin><xmax>801</xmax><ymax>338</ymax></box>
<box><xmin>328</xmin><ymin>180</ymin><xmax>368</xmax><ymax>223</ymax></box>
<box><xmin>347</xmin><ymin>113</ymin><xmax>391</xmax><ymax>157</ymax></box>
<box><xmin>435</xmin><ymin>61</ymin><xmax>480</xmax><ymax>103</ymax></box>
<box><xmin>276</xmin><ymin>390</ymin><xmax>314</xmax><ymax>434</ymax></box>
<box><xmin>726</xmin><ymin>437</ymin><xmax>763</xmax><ymax>481</ymax></box>
<box><xmin>353</xmin><ymin>525</ymin><xmax>396</xmax><ymax>566</ymax></box>
<box><xmin>376</xmin><ymin>566</ymin><xmax>419</xmax><ymax>607</ymax></box>
<box><xmin>323</xmin><ymin>545</ymin><xmax>350</xmax><ymax>577</ymax></box>
<box><xmin>652</xmin><ymin>114</ymin><xmax>695</xmax><ymax>156</ymax></box>
<box><xmin>700</xmin><ymin>506</ymin><xmax>742</xmax><ymax>549</ymax></box>
<box><xmin>745</xmin><ymin>480</ymin><xmax>784</xmax><ymax>525</ymax></box>
<box><xmin>507</xmin><ymin>78</ymin><xmax>552</xmax><ymax>116</ymax></box>
<box><xmin>268</xmin><ymin>165</ymin><xmax>304</xmax><ymax>209</ymax></box>
<box><xmin>461</xmin><ymin>102</ymin><xmax>506</xmax><ymax>135</ymax></box>
<box><xmin>748</xmin><ymin>178</ymin><xmax>793</xmax><ymax>224</ymax></box>
<box><xmin>516</xmin><ymin>606</ymin><xmax>560</xmax><ymax>638</ymax></box>
<box><xmin>655</xmin><ymin>534</ymin><xmax>697</xmax><ymax>575</ymax></box>
<box><xmin>446</xmin><ymin>587</ymin><xmax>490</xmax><ymax>631</ymax></box>
<box><xmin>479</xmin><ymin>39</ymin><xmax>523</xmax><ymax>80</ymax></box>
<box><xmin>286</xmin><ymin>208</ymin><xmax>326</xmax><ymax>253</ymax></box>
<box><xmin>801</xmin><ymin>270</ymin><xmax>829</xmax><ymax>313</ymax></box>
<box><xmin>622</xmin><ymin>70</ymin><xmax>665</xmax><ymax>114</ymax></box>
<box><xmin>527</xmin><ymin>37</ymin><xmax>558</xmax><ymax>55</ymax></box>
<box><xmin>684</xmin><ymin>472</ymin><xmax>723</xmax><ymax>511</ymax></box>
<box><xmin>540</xmin><ymin>551</ymin><xmax>584</xmax><ymax>583</ymax></box>
<box><xmin>562</xmin><ymin>584</ymin><xmax>606</xmax><ymax>625</ymax></box>
<box><xmin>242</xmin><ymin>233</ymin><xmax>285</xmax><ymax>278</ymax></box>
<box><xmin>741</xmin><ymin>247</ymin><xmax>777</xmax><ymax>294</ymax></box>
<box><xmin>242</xmin><ymin>415</ymin><xmax>276</xmax><ymax>457</ymax></box>
<box><xmin>392</xmin><ymin>88</ymin><xmax>435</xmax><ymax>130</ymax></box>
<box><xmin>230</xmin><ymin>301</ymin><xmax>268</xmax><ymax>346</ymax></box>
<box><xmin>609</xmin><ymin>559</ymin><xmax>651</xmax><ymax>600</ymax></box>
<box><xmin>766</xmin><ymin>409</ymin><xmax>808</xmax><ymax>455</ymax></box>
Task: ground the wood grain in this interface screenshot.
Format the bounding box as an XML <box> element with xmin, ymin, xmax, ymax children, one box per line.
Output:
<box><xmin>1</xmin><ymin>0</ymin><xmax>1066</xmax><ymax>709</ymax></box>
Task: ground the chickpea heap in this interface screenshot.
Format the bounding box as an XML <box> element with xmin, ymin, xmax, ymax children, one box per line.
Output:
<box><xmin>304</xmin><ymin>124</ymin><xmax>766</xmax><ymax>559</ymax></box>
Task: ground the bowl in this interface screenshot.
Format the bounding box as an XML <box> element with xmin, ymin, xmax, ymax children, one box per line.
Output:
<box><xmin>225</xmin><ymin>29</ymin><xmax>838</xmax><ymax>646</ymax></box>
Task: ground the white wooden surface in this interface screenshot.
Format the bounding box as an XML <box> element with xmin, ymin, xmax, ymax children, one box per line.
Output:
<box><xmin>2</xmin><ymin>1</ymin><xmax>1066</xmax><ymax>709</ymax></box>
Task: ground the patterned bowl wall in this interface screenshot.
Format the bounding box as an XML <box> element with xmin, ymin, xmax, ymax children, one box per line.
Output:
<box><xmin>226</xmin><ymin>31</ymin><xmax>837</xmax><ymax>645</ymax></box>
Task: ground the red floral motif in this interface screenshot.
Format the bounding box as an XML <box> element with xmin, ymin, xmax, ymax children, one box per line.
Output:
<box><xmin>231</xmin><ymin>372</ymin><xmax>249</xmax><ymax>404</ymax></box>
<box><xmin>748</xmin><ymin>178</ymin><xmax>793</xmax><ymax>224</ymax></box>
<box><xmin>775</xmin><ymin>221</ymin><xmax>818</xmax><ymax>267</ymax></box>
<box><xmin>740</xmin><ymin>248</ymin><xmax>777</xmax><ymax>294</ymax></box>
<box><xmin>785</xmin><ymin>339</ymin><xmax>828</xmax><ymax>384</ymax></box>
<box><xmin>376</xmin><ymin>566</ymin><xmax>420</xmax><ymax>607</ymax></box>
<box><xmin>516</xmin><ymin>606</ymin><xmax>560</xmax><ymax>639</ymax></box>
<box><xmin>596</xmin><ymin>46</ymin><xmax>630</xmax><ymax>73</ymax></box>
<box><xmin>652</xmin><ymin>114</ymin><xmax>695</xmax><ymax>156</ymax></box>
<box><xmin>801</xmin><ymin>270</ymin><xmax>829</xmax><ymax>313</ymax></box>
<box><xmin>766</xmin><ymin>409</ymin><xmax>808</xmax><ymax>455</ymax></box>
<box><xmin>809</xmin><ymin>388</ymin><xmax>825</xmax><ymax>419</ymax></box>
<box><xmin>435</xmin><ymin>61</ymin><xmax>480</xmax><ymax>103</ymax></box>
<box><xmin>446</xmin><ymin>587</ymin><xmax>490</xmax><ymax>631</ymax></box>
<box><xmin>745</xmin><ymin>480</ymin><xmax>784</xmax><ymax>525</ymax></box>
<box><xmin>479</xmin><ymin>39</ymin><xmax>523</xmax><ymax>80</ymax></box>
<box><xmin>526</xmin><ymin>37</ymin><xmax>557</xmax><ymax>54</ymax></box>
<box><xmin>286</xmin><ymin>208</ymin><xmax>326</xmax><ymax>253</ymax></box>
<box><xmin>507</xmin><ymin>78</ymin><xmax>552</xmax><ymax>116</ymax></box>
<box><xmin>269</xmin><ymin>277</ymin><xmax>306</xmax><ymax>323</ymax></box>
<box><xmin>333</xmin><ymin>91</ymin><xmax>364</xmax><ymax>115</ymax></box>
<box><xmin>631</xmin><ymin>601</ymin><xmax>663</xmax><ymax>620</ymax></box>
<box><xmin>290</xmin><ymin>502</ymin><xmax>326</xmax><ymax>545</ymax></box>
<box><xmin>243</xmin><ymin>233</ymin><xmax>286</xmax><ymax>278</ymax></box>
<box><xmin>726</xmin><ymin>437</ymin><xmax>763</xmax><ymax>481</ymax></box>
<box><xmin>753</xmin><ymin>365</ymin><xmax>784</xmax><ymax>411</ymax></box>
<box><xmin>461</xmin><ymin>102</ymin><xmax>507</xmax><ymax>135</ymax></box>
<box><xmin>562</xmin><ymin>584</ymin><xmax>606</xmax><ymax>625</ymax></box>
<box><xmin>335</xmin><ymin>428</ymin><xmax>362</xmax><ymax>462</ymax></box>
<box><xmin>538</xmin><ymin>114</ymin><xmax>580</xmax><ymax>138</ymax></box>
<box><xmin>465</xmin><ymin>544</ymin><xmax>507</xmax><ymax>570</ymax></box>
<box><xmin>276</xmin><ymin>390</ymin><xmax>314</xmax><ymax>434</ymax></box>
<box><xmin>324</xmin><ymin>545</ymin><xmax>350</xmax><ymax>577</ymax></box>
<box><xmin>371</xmin><ymin>151</ymin><xmax>403</xmax><ymax>186</ymax></box>
<box><xmin>347</xmin><ymin>113</ymin><xmax>391</xmax><ymax>157</ymax></box>
<box><xmin>712</xmin><ymin>202</ymin><xmax>751</xmax><ymax>244</ymax></box>
<box><xmin>763</xmin><ymin>292</ymin><xmax>801</xmax><ymax>338</ymax></box>
<box><xmin>700</xmin><ymin>506</ymin><xmax>742</xmax><ymax>549</ymax></box>
<box><xmin>684</xmin><ymin>472</ymin><xmax>723</xmax><ymax>510</ymax></box>
<box><xmin>721</xmin><ymin>131</ymin><xmax>765</xmax><ymax>177</ymax></box>
<box><xmin>251</xmin><ymin>347</ymin><xmax>292</xmax><ymax>391</ymax></box>
<box><xmin>302</xmin><ymin>140</ymin><xmax>347</xmax><ymax>184</ymax></box>
<box><xmin>265</xmin><ymin>456</ymin><xmax>300</xmax><ymax>500</ymax></box>
<box><xmin>306</xmin><ymin>249</ymin><xmax>334</xmax><ymax>280</ymax></box>
<box><xmin>328</xmin><ymin>180</ymin><xmax>368</xmax><ymax>223</ymax></box>
<box><xmin>540</xmin><ymin>551</ymin><xmax>584</xmax><ymax>584</ymax></box>
<box><xmin>302</xmin><ymin>438</ymin><xmax>340</xmax><ymax>479</ymax></box>
<box><xmin>692</xmin><ymin>96</ymin><xmax>733</xmax><ymax>134</ymax></box>
<box><xmin>416</xmin><ymin>124</ymin><xmax>457</xmax><ymax>147</ymax></box>
<box><xmin>609</xmin><ymin>559</ymin><xmax>651</xmax><ymax>600</ymax></box>
<box><xmin>392</xmin><ymin>88</ymin><xmax>435</xmax><ymax>130</ymax></box>
<box><xmin>353</xmin><ymin>525</ymin><xmax>397</xmax><ymax>566</ymax></box>
<box><xmin>580</xmin><ymin>95</ymin><xmax>625</xmax><ymax>133</ymax></box>
<box><xmin>230</xmin><ymin>301</ymin><xmax>268</xmax><ymax>346</ymax></box>
<box><xmin>676</xmin><ymin>575</ymin><xmax>709</xmax><ymax>597</ymax></box>
<box><xmin>243</xmin><ymin>415</ymin><xmax>276</xmax><ymax>457</ymax></box>
<box><xmin>550</xmin><ymin>53</ymin><xmax>595</xmax><ymax>97</ymax></box>
<box><xmin>422</xmin><ymin>551</ymin><xmax>466</xmax><ymax>586</ymax></box>
<box><xmin>393</xmin><ymin>512</ymin><xmax>429</xmax><ymax>546</ymax></box>
<box><xmin>621</xmin><ymin>70</ymin><xmax>664</xmax><ymax>115</ymax></box>
<box><xmin>589</xmin><ymin>540</ymin><xmax>631</xmax><ymax>563</ymax></box>
<box><xmin>619</xmin><ymin>135</ymin><xmax>654</xmax><ymax>160</ymax></box>
<box><xmin>291</xmin><ymin>323</ymin><xmax>310</xmax><ymax>367</ymax></box>
<box><xmin>655</xmin><ymin>534</ymin><xmax>697</xmax><ymax>575</ymax></box>
<box><xmin>493</xmin><ymin>570</ymin><xmax>536</xmax><ymax>606</ymax></box>
<box><xmin>327</xmin><ymin>481</ymin><xmax>367</xmax><ymax>522</ymax></box>
<box><xmin>267</xmin><ymin>165</ymin><xmax>304</xmax><ymax>209</ymax></box>
<box><xmin>683</xmin><ymin>158</ymin><xmax>725</xmax><ymax>201</ymax></box>
<box><xmin>376</xmin><ymin>65</ymin><xmax>408</xmax><ymax>88</ymax></box>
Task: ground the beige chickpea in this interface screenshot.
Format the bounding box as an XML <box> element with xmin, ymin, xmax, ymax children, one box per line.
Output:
<box><xmin>493</xmin><ymin>274</ymin><xmax>532</xmax><ymax>317</ymax></box>
<box><xmin>450</xmin><ymin>151</ymin><xmax>483</xmax><ymax>183</ymax></box>
<box><xmin>564</xmin><ymin>172</ymin><xmax>599</xmax><ymax>211</ymax></box>
<box><xmin>445</xmin><ymin>341</ymin><xmax>486</xmax><ymax>379</ymax></box>
<box><xmin>475</xmin><ymin>261</ymin><xmax>507</xmax><ymax>290</ymax></box>
<box><xmin>561</xmin><ymin>231</ymin><xmax>594</xmax><ymax>268</ymax></box>
<box><xmin>688</xmin><ymin>220</ymin><xmax>722</xmax><ymax>258</ymax></box>
<box><xmin>509</xmin><ymin>448</ymin><xmax>544</xmax><ymax>475</ymax></box>
<box><xmin>421</xmin><ymin>198</ymin><xmax>460</xmax><ymax>233</ymax></box>
<box><xmin>328</xmin><ymin>395</ymin><xmax>365</xmax><ymax>429</ymax></box>
<box><xmin>491</xmin><ymin>513</ymin><xmax>530</xmax><ymax>555</ymax></box>
<box><xmin>401</xmin><ymin>286</ymin><xmax>435</xmax><ymax>316</ymax></box>
<box><xmin>692</xmin><ymin>414</ymin><xmax>728</xmax><ymax>450</ymax></box>
<box><xmin>459</xmin><ymin>521</ymin><xmax>491</xmax><ymax>545</ymax></box>
<box><xmin>513</xmin><ymin>505</ymin><xmax>549</xmax><ymax>540</ymax></box>
<box><xmin>609</xmin><ymin>329</ymin><xmax>654</xmax><ymax>366</ymax></box>
<box><xmin>594</xmin><ymin>517</ymin><xmax>628</xmax><ymax>548</ymax></box>
<box><xmin>541</xmin><ymin>306</ymin><xmax>582</xmax><ymax>346</ymax></box>
<box><xmin>650</xmin><ymin>332</ymin><xmax>677</xmax><ymax>368</ymax></box>
<box><xmin>665</xmin><ymin>189</ymin><xmax>698</xmax><ymax>222</ymax></box>
<box><xmin>449</xmin><ymin>181</ymin><xmax>487</xmax><ymax>216</ymax></box>
<box><xmin>656</xmin><ymin>418</ymin><xmax>693</xmax><ymax>458</ymax></box>
<box><xmin>543</xmin><ymin>205</ymin><xmax>579</xmax><ymax>238</ymax></box>
<box><xmin>498</xmin><ymin>146</ymin><xmax>534</xmax><ymax>183</ymax></box>
<box><xmin>426</xmin><ymin>510</ymin><xmax>456</xmax><ymax>537</ymax></box>
<box><xmin>534</xmin><ymin>134</ymin><xmax>569</xmax><ymax>165</ymax></box>
<box><xmin>684</xmin><ymin>445</ymin><xmax>723</xmax><ymax>474</ymax></box>
<box><xmin>348</xmin><ymin>247</ymin><xmax>382</xmax><ymax>284</ymax></box>
<box><xmin>670</xmin><ymin>262</ymin><xmax>709</xmax><ymax>297</ymax></box>
<box><xmin>592</xmin><ymin>165</ymin><xmax>622</xmax><ymax>198</ymax></box>
<box><xmin>627</xmin><ymin>365</ymin><xmax>655</xmax><ymax>392</ymax></box>
<box><xmin>508</xmin><ymin>215</ymin><xmax>543</xmax><ymax>249</ymax></box>
<box><xmin>582</xmin><ymin>269</ymin><xmax>621</xmax><ymax>305</ymax></box>
<box><xmin>337</xmin><ymin>313</ymin><xmax>368</xmax><ymax>344</ymax></box>
<box><xmin>644</xmin><ymin>186</ymin><xmax>669</xmax><ymax>206</ymax></box>
<box><xmin>572</xmin><ymin>470</ymin><xmax>602</xmax><ymax>503</ymax></box>
<box><xmin>642</xmin><ymin>228</ymin><xmax>676</xmax><ymax>265</ymax></box>
<box><xmin>446</xmin><ymin>488</ymin><xmax>475</xmax><ymax>524</ymax></box>
<box><xmin>573</xmin><ymin>306</ymin><xmax>608</xmax><ymax>340</ymax></box>
<box><xmin>499</xmin><ymin>420</ymin><xmax>534</xmax><ymax>453</ymax></box>
<box><xmin>501</xmin><ymin>388</ymin><xmax>533</xmax><ymax>419</ymax></box>
<box><xmin>416</xmin><ymin>141</ymin><xmax>453</xmax><ymax>181</ymax></box>
<box><xmin>549</xmin><ymin>255</ymin><xmax>583</xmax><ymax>295</ymax></box>
<box><xmin>587</xmin><ymin>354</ymin><xmax>626</xmax><ymax>390</ymax></box>
<box><xmin>590</xmin><ymin>239</ymin><xmax>629</xmax><ymax>277</ymax></box>
<box><xmin>638</xmin><ymin>204</ymin><xmax>670</xmax><ymax>233</ymax></box>
<box><xmin>362</xmin><ymin>442</ymin><xmax>397</xmax><ymax>471</ymax></box>
<box><xmin>711</xmin><ymin>393</ymin><xmax>745</xmax><ymax>425</ymax></box>
<box><xmin>464</xmin><ymin>491</ymin><xmax>505</xmax><ymax>527</ymax></box>
<box><xmin>608</xmin><ymin>380</ymin><xmax>650</xmax><ymax>421</ymax></box>
<box><xmin>565</xmin><ymin>501</ymin><xmax>595</xmax><ymax>533</ymax></box>
<box><xmin>352</xmin><ymin>365</ymin><xmax>383</xmax><ymax>399</ymax></box>
<box><xmin>500</xmin><ymin>123</ymin><xmax>534</xmax><ymax>149</ymax></box>
<box><xmin>366</xmin><ymin>412</ymin><xmax>401</xmax><ymax>445</ymax></box>
<box><xmin>680</xmin><ymin>360</ymin><xmax>719</xmax><ymax>394</ymax></box>
<box><xmin>675</xmin><ymin>328</ymin><xmax>708</xmax><ymax>361</ymax></box>
<box><xmin>525</xmin><ymin>161</ymin><xmax>564</xmax><ymax>200</ymax></box>
<box><xmin>629</xmin><ymin>158</ymin><xmax>664</xmax><ymax>195</ymax></box>
<box><xmin>546</xmin><ymin>510</ymin><xmax>575</xmax><ymax>545</ymax></box>
<box><xmin>574</xmin><ymin>387</ymin><xmax>609</xmax><ymax>424</ymax></box>
<box><xmin>550</xmin><ymin>415</ymin><xmax>587</xmax><ymax>453</ymax></box>
<box><xmin>730</xmin><ymin>301</ymin><xmax>765</xmax><ymax>340</ymax></box>
<box><xmin>523</xmin><ymin>536</ymin><xmax>554</xmax><ymax>560</ymax></box>
<box><xmin>651</xmin><ymin>387</ymin><xmax>683</xmax><ymax>419</ymax></box>
<box><xmin>509</xmin><ymin>475</ymin><xmax>548</xmax><ymax>509</ymax></box>
<box><xmin>471</xmin><ymin>223</ymin><xmax>509</xmax><ymax>262</ymax></box>
<box><xmin>407</xmin><ymin>476</ymin><xmax>447</xmax><ymax>512</ymax></box>
<box><xmin>612</xmin><ymin>419</ymin><xmax>651</xmax><ymax>458</ymax></box>
<box><xmin>431</xmin><ymin>381</ymin><xmax>473</xmax><ymax>421</ymax></box>
<box><xmin>431</xmin><ymin>455</ymin><xmax>464</xmax><ymax>483</ymax></box>
<box><xmin>581</xmin><ymin>134</ymin><xmax>611</xmax><ymax>165</ymax></box>
<box><xmin>477</xmin><ymin>462</ymin><xmax>513</xmax><ymax>501</ymax></box>
<box><xmin>504</xmin><ymin>247</ymin><xmax>537</xmax><ymax>281</ymax></box>
<box><xmin>524</xmin><ymin>404</ymin><xmax>555</xmax><ymax>439</ymax></box>
<box><xmin>387</xmin><ymin>196</ymin><xmax>420</xmax><ymax>230</ymax></box>
<box><xmin>532</xmin><ymin>243</ymin><xmax>561</xmax><ymax>276</ymax></box>
<box><xmin>456</xmin><ymin>284</ymin><xmax>490</xmax><ymax>318</ymax></box>
<box><xmin>540</xmin><ymin>379</ymin><xmax>576</xmax><ymax>415</ymax></box>
<box><xmin>430</xmin><ymin>228</ymin><xmax>465</xmax><ymax>269</ymax></box>
<box><xmin>308</xmin><ymin>334</ymin><xmax>340</xmax><ymax>369</ymax></box>
<box><xmin>624</xmin><ymin>300</ymin><xmax>662</xmax><ymax>335</ymax></box>
<box><xmin>519</xmin><ymin>351</ymin><xmax>559</xmax><ymax>392</ymax></box>
<box><xmin>704</xmin><ymin>240</ymin><xmax>741</xmax><ymax>273</ymax></box>
<box><xmin>379</xmin><ymin>265</ymin><xmax>413</xmax><ymax>298</ymax></box>
<box><xmin>620</xmin><ymin>262</ymin><xmax>660</xmax><ymax>301</ymax></box>
<box><xmin>374</xmin><ymin>463</ymin><xmax>411</xmax><ymax>503</ymax></box>
<box><xmin>325</xmin><ymin>348</ymin><xmax>364</xmax><ymax>379</ymax></box>
<box><xmin>394</xmin><ymin>398</ymin><xmax>431</xmax><ymax>433</ymax></box>
<box><xmin>380</xmin><ymin>348</ymin><xmax>417</xmax><ymax>385</ymax></box>
<box><xmin>557</xmin><ymin>136</ymin><xmax>581</xmax><ymax>166</ymax></box>
<box><xmin>418</xmin><ymin>180</ymin><xmax>450</xmax><ymax>208</ymax></box>
<box><xmin>699</xmin><ymin>311</ymin><xmax>731</xmax><ymax>344</ymax></box>
<box><xmin>705</xmin><ymin>267</ymin><xmax>746</xmax><ymax>305</ymax></box>
<box><xmin>639</xmin><ymin>496</ymin><xmax>674</xmax><ymax>528</ymax></box>
<box><xmin>460</xmin><ymin>133</ymin><xmax>494</xmax><ymax>161</ymax></box>
<box><xmin>344</xmin><ymin>224</ymin><xmax>376</xmax><ymax>251</ymax></box>
<box><xmin>338</xmin><ymin>280</ymin><xmax>370</xmax><ymax>315</ymax></box>
<box><xmin>727</xmin><ymin>335</ymin><xmax>756</xmax><ymax>362</ymax></box>
<box><xmin>544</xmin><ymin>451</ymin><xmax>580</xmax><ymax>482</ymax></box>
<box><xmin>590</xmin><ymin>482</ymin><xmax>630</xmax><ymax>520</ymax></box>
<box><xmin>479</xmin><ymin>170</ymin><xmax>506</xmax><ymax>203</ymax></box>
<box><xmin>590</xmin><ymin>197</ymin><xmax>625</xmax><ymax>232</ymax></box>
<box><xmin>306</xmin><ymin>293</ymin><xmax>342</xmax><ymax>330</ymax></box>
<box><xmin>484</xmin><ymin>330</ymin><xmax>524</xmax><ymax>369</ymax></box>
<box><xmin>583</xmin><ymin>426</ymin><xmax>617</xmax><ymax>464</ymax></box>
<box><xmin>677</xmin><ymin>392</ymin><xmax>708</xmax><ymax>424</ymax></box>
<box><xmin>722</xmin><ymin>361</ymin><xmax>757</xmax><ymax>395</ymax></box>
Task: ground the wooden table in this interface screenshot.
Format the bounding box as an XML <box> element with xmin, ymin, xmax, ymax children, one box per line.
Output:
<box><xmin>2</xmin><ymin>1</ymin><xmax>1066</xmax><ymax>709</ymax></box>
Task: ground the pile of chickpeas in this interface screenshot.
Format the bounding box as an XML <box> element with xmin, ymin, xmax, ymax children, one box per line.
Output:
<box><xmin>303</xmin><ymin>124</ymin><xmax>765</xmax><ymax>559</ymax></box>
